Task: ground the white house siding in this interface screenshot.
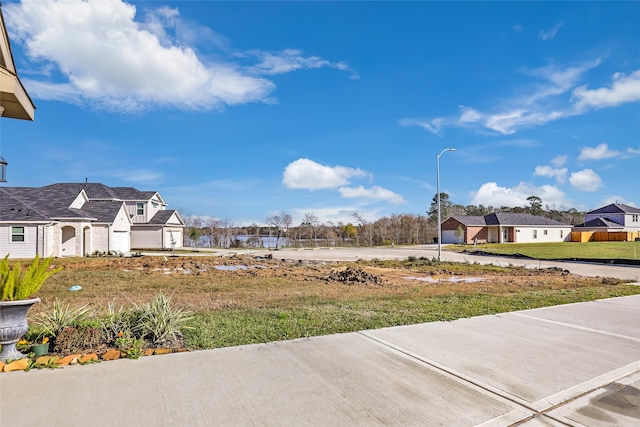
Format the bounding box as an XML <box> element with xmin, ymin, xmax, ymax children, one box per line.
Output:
<box><xmin>91</xmin><ymin>225</ymin><xmax>110</xmax><ymax>254</ymax></box>
<box><xmin>148</xmin><ymin>197</ymin><xmax>163</xmax><ymax>222</ymax></box>
<box><xmin>0</xmin><ymin>224</ymin><xmax>38</xmax><ymax>259</ymax></box>
<box><xmin>514</xmin><ymin>227</ymin><xmax>571</xmax><ymax>243</ymax></box>
<box><xmin>113</xmin><ymin>206</ymin><xmax>132</xmax><ymax>232</ymax></box>
<box><xmin>131</xmin><ymin>226</ymin><xmax>163</xmax><ymax>249</ymax></box>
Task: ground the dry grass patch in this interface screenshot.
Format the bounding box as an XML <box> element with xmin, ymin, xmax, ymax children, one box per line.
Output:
<box><xmin>25</xmin><ymin>255</ymin><xmax>640</xmax><ymax>350</ymax></box>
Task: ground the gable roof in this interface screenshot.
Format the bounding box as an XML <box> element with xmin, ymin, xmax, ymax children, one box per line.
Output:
<box><xmin>0</xmin><ymin>183</ymin><xmax>169</xmax><ymax>224</ymax></box>
<box><xmin>587</xmin><ymin>203</ymin><xmax>640</xmax><ymax>215</ymax></box>
<box><xmin>0</xmin><ymin>5</ymin><xmax>35</xmax><ymax>120</ymax></box>
<box><xmin>485</xmin><ymin>212</ymin><xmax>569</xmax><ymax>226</ymax></box>
<box><xmin>448</xmin><ymin>213</ymin><xmax>570</xmax><ymax>227</ymax></box>
<box><xmin>42</xmin><ymin>183</ymin><xmax>163</xmax><ymax>203</ymax></box>
<box><xmin>574</xmin><ymin>218</ymin><xmax>624</xmax><ymax>229</ymax></box>
<box><xmin>147</xmin><ymin>210</ymin><xmax>183</xmax><ymax>225</ymax></box>
<box><xmin>450</xmin><ymin>216</ymin><xmax>486</xmax><ymax>226</ymax></box>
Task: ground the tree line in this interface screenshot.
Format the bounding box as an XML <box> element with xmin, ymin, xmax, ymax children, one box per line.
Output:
<box><xmin>181</xmin><ymin>194</ymin><xmax>586</xmax><ymax>248</ymax></box>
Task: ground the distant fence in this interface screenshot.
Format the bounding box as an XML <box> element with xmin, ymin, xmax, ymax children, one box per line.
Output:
<box><xmin>571</xmin><ymin>231</ymin><xmax>640</xmax><ymax>242</ymax></box>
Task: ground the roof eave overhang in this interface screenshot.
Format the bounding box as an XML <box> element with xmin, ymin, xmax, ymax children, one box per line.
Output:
<box><xmin>0</xmin><ymin>67</ymin><xmax>35</xmax><ymax>120</ymax></box>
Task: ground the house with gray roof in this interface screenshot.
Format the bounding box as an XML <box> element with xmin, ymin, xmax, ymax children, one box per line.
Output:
<box><xmin>574</xmin><ymin>203</ymin><xmax>640</xmax><ymax>232</ymax></box>
<box><xmin>441</xmin><ymin>213</ymin><xmax>572</xmax><ymax>244</ymax></box>
<box><xmin>0</xmin><ymin>183</ymin><xmax>184</xmax><ymax>258</ymax></box>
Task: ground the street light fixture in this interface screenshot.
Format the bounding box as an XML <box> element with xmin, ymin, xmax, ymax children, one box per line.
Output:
<box><xmin>436</xmin><ymin>147</ymin><xmax>456</xmax><ymax>261</ymax></box>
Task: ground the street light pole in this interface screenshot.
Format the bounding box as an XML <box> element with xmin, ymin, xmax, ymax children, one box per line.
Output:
<box><xmin>436</xmin><ymin>147</ymin><xmax>456</xmax><ymax>261</ymax></box>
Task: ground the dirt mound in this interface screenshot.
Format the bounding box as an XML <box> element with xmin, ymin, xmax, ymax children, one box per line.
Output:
<box><xmin>328</xmin><ymin>266</ymin><xmax>387</xmax><ymax>286</ymax></box>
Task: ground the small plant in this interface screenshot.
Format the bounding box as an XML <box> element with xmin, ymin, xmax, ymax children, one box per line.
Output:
<box><xmin>115</xmin><ymin>331</ymin><xmax>145</xmax><ymax>359</ymax></box>
<box><xmin>133</xmin><ymin>293</ymin><xmax>193</xmax><ymax>345</ymax></box>
<box><xmin>100</xmin><ymin>302</ymin><xmax>135</xmax><ymax>344</ymax></box>
<box><xmin>0</xmin><ymin>255</ymin><xmax>62</xmax><ymax>301</ymax></box>
<box><xmin>35</xmin><ymin>299</ymin><xmax>91</xmax><ymax>338</ymax></box>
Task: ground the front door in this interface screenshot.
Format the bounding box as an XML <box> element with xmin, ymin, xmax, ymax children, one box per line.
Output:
<box><xmin>503</xmin><ymin>228</ymin><xmax>509</xmax><ymax>243</ymax></box>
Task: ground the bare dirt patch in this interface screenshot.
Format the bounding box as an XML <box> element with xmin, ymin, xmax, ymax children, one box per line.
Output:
<box><xmin>31</xmin><ymin>254</ymin><xmax>621</xmax><ymax>317</ymax></box>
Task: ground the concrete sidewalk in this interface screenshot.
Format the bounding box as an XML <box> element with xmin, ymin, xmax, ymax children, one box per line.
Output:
<box><xmin>2</xmin><ymin>295</ymin><xmax>639</xmax><ymax>426</ymax></box>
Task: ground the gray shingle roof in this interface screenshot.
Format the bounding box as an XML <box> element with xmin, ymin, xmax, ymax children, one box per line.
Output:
<box><xmin>574</xmin><ymin>218</ymin><xmax>624</xmax><ymax>229</ymax></box>
<box><xmin>147</xmin><ymin>210</ymin><xmax>177</xmax><ymax>225</ymax></box>
<box><xmin>451</xmin><ymin>215</ymin><xmax>486</xmax><ymax>226</ymax></box>
<box><xmin>449</xmin><ymin>213</ymin><xmax>570</xmax><ymax>227</ymax></box>
<box><xmin>587</xmin><ymin>203</ymin><xmax>640</xmax><ymax>215</ymax></box>
<box><xmin>0</xmin><ymin>183</ymin><xmax>163</xmax><ymax>224</ymax></box>
<box><xmin>485</xmin><ymin>212</ymin><xmax>570</xmax><ymax>226</ymax></box>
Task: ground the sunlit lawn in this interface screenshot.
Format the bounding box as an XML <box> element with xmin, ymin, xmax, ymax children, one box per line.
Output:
<box><xmin>450</xmin><ymin>241</ymin><xmax>640</xmax><ymax>260</ymax></box>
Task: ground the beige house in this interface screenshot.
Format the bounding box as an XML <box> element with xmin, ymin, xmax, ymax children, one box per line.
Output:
<box><xmin>0</xmin><ymin>183</ymin><xmax>185</xmax><ymax>258</ymax></box>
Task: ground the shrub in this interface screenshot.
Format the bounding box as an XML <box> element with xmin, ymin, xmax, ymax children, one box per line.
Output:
<box><xmin>100</xmin><ymin>302</ymin><xmax>136</xmax><ymax>344</ymax></box>
<box><xmin>0</xmin><ymin>255</ymin><xmax>62</xmax><ymax>301</ymax></box>
<box><xmin>35</xmin><ymin>299</ymin><xmax>91</xmax><ymax>338</ymax></box>
<box><xmin>132</xmin><ymin>293</ymin><xmax>193</xmax><ymax>345</ymax></box>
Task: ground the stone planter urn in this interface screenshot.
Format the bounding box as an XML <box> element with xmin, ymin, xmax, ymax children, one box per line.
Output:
<box><xmin>0</xmin><ymin>297</ymin><xmax>40</xmax><ymax>362</ymax></box>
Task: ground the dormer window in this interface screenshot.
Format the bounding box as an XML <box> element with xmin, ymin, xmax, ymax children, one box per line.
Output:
<box><xmin>136</xmin><ymin>202</ymin><xmax>144</xmax><ymax>215</ymax></box>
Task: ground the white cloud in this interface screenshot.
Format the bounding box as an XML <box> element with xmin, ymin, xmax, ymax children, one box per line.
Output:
<box><xmin>551</xmin><ymin>155</ymin><xmax>568</xmax><ymax>167</ymax></box>
<box><xmin>578</xmin><ymin>143</ymin><xmax>620</xmax><ymax>161</ymax></box>
<box><xmin>338</xmin><ymin>186</ymin><xmax>405</xmax><ymax>204</ymax></box>
<box><xmin>245</xmin><ymin>49</ymin><xmax>354</xmax><ymax>77</ymax></box>
<box><xmin>627</xmin><ymin>147</ymin><xmax>640</xmax><ymax>155</ymax></box>
<box><xmin>539</xmin><ymin>23</ymin><xmax>563</xmax><ymax>41</ymax></box>
<box><xmin>399</xmin><ymin>118</ymin><xmax>444</xmax><ymax>135</ymax></box>
<box><xmin>282</xmin><ymin>158</ymin><xmax>368</xmax><ymax>190</ymax></box>
<box><xmin>403</xmin><ymin>60</ymin><xmax>606</xmax><ymax>136</ymax></box>
<box><xmin>569</xmin><ymin>169</ymin><xmax>602</xmax><ymax>191</ymax></box>
<box><xmin>534</xmin><ymin>165</ymin><xmax>567</xmax><ymax>183</ymax></box>
<box><xmin>4</xmin><ymin>0</ymin><xmax>351</xmax><ymax>112</ymax></box>
<box><xmin>572</xmin><ymin>69</ymin><xmax>640</xmax><ymax>110</ymax></box>
<box><xmin>470</xmin><ymin>182</ymin><xmax>568</xmax><ymax>208</ymax></box>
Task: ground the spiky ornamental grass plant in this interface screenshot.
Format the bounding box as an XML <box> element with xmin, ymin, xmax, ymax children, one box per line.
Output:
<box><xmin>35</xmin><ymin>299</ymin><xmax>91</xmax><ymax>338</ymax></box>
<box><xmin>0</xmin><ymin>255</ymin><xmax>63</xmax><ymax>301</ymax></box>
<box><xmin>132</xmin><ymin>293</ymin><xmax>193</xmax><ymax>345</ymax></box>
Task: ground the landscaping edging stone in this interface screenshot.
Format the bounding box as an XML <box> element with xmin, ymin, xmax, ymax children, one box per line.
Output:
<box><xmin>0</xmin><ymin>347</ymin><xmax>189</xmax><ymax>373</ymax></box>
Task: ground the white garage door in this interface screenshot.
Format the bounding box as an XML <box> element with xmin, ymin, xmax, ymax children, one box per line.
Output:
<box><xmin>441</xmin><ymin>230</ymin><xmax>463</xmax><ymax>244</ymax></box>
<box><xmin>111</xmin><ymin>231</ymin><xmax>130</xmax><ymax>254</ymax></box>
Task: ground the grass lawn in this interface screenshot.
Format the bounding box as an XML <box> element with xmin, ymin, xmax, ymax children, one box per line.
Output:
<box><xmin>26</xmin><ymin>255</ymin><xmax>640</xmax><ymax>352</ymax></box>
<box><xmin>450</xmin><ymin>241</ymin><xmax>640</xmax><ymax>261</ymax></box>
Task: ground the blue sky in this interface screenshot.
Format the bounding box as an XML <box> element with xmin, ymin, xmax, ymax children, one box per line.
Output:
<box><xmin>1</xmin><ymin>0</ymin><xmax>638</xmax><ymax>226</ymax></box>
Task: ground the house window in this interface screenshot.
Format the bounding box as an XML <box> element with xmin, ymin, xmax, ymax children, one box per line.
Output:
<box><xmin>533</xmin><ymin>230</ymin><xmax>538</xmax><ymax>239</ymax></box>
<box><xmin>11</xmin><ymin>226</ymin><xmax>25</xmax><ymax>242</ymax></box>
<box><xmin>633</xmin><ymin>215</ymin><xmax>639</xmax><ymax>222</ymax></box>
<box><xmin>543</xmin><ymin>230</ymin><xmax>548</xmax><ymax>236</ymax></box>
<box><xmin>560</xmin><ymin>230</ymin><xmax>564</xmax><ymax>239</ymax></box>
<box><xmin>152</xmin><ymin>202</ymin><xmax>158</xmax><ymax>208</ymax></box>
<box><xmin>136</xmin><ymin>203</ymin><xmax>144</xmax><ymax>215</ymax></box>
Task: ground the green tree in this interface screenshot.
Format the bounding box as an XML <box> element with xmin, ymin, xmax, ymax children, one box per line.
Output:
<box><xmin>527</xmin><ymin>196</ymin><xmax>543</xmax><ymax>216</ymax></box>
<box><xmin>427</xmin><ymin>192</ymin><xmax>452</xmax><ymax>223</ymax></box>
